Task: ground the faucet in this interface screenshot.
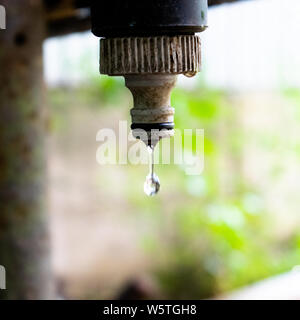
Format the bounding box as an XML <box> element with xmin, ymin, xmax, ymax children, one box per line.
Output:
<box><xmin>91</xmin><ymin>0</ymin><xmax>208</xmax><ymax>147</ymax></box>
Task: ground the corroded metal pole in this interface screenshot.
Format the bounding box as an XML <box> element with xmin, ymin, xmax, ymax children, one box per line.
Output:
<box><xmin>0</xmin><ymin>0</ymin><xmax>53</xmax><ymax>299</ymax></box>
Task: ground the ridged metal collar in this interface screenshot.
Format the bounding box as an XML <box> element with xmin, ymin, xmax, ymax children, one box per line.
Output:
<box><xmin>100</xmin><ymin>35</ymin><xmax>201</xmax><ymax>77</ymax></box>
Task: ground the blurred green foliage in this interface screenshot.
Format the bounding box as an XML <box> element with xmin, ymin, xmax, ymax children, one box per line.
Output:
<box><xmin>49</xmin><ymin>73</ymin><xmax>300</xmax><ymax>299</ymax></box>
<box><xmin>79</xmin><ymin>75</ymin><xmax>126</xmax><ymax>106</ymax></box>
<box><xmin>48</xmin><ymin>75</ymin><xmax>126</xmax><ymax>133</ymax></box>
<box><xmin>127</xmin><ymin>81</ymin><xmax>300</xmax><ymax>298</ymax></box>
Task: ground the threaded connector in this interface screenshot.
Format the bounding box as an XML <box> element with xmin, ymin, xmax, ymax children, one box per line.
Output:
<box><xmin>99</xmin><ymin>35</ymin><xmax>202</xmax><ymax>145</ymax></box>
<box><xmin>100</xmin><ymin>35</ymin><xmax>201</xmax><ymax>77</ymax></box>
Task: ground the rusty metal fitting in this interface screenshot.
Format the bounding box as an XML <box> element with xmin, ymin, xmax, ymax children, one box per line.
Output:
<box><xmin>99</xmin><ymin>35</ymin><xmax>201</xmax><ymax>145</ymax></box>
<box><xmin>91</xmin><ymin>0</ymin><xmax>208</xmax><ymax>146</ymax></box>
<box><xmin>125</xmin><ymin>74</ymin><xmax>176</xmax><ymax>145</ymax></box>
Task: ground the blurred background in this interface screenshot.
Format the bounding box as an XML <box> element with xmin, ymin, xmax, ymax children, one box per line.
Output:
<box><xmin>43</xmin><ymin>0</ymin><xmax>300</xmax><ymax>299</ymax></box>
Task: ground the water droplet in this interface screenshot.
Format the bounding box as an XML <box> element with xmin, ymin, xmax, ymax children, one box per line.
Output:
<box><xmin>144</xmin><ymin>173</ymin><xmax>160</xmax><ymax>197</ymax></box>
<box><xmin>144</xmin><ymin>145</ymin><xmax>160</xmax><ymax>196</ymax></box>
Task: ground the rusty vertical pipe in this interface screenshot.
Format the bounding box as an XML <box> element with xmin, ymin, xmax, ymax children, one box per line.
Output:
<box><xmin>0</xmin><ymin>0</ymin><xmax>53</xmax><ymax>299</ymax></box>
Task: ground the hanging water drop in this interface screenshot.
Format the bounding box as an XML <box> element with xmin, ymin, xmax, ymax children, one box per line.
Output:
<box><xmin>144</xmin><ymin>145</ymin><xmax>160</xmax><ymax>196</ymax></box>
